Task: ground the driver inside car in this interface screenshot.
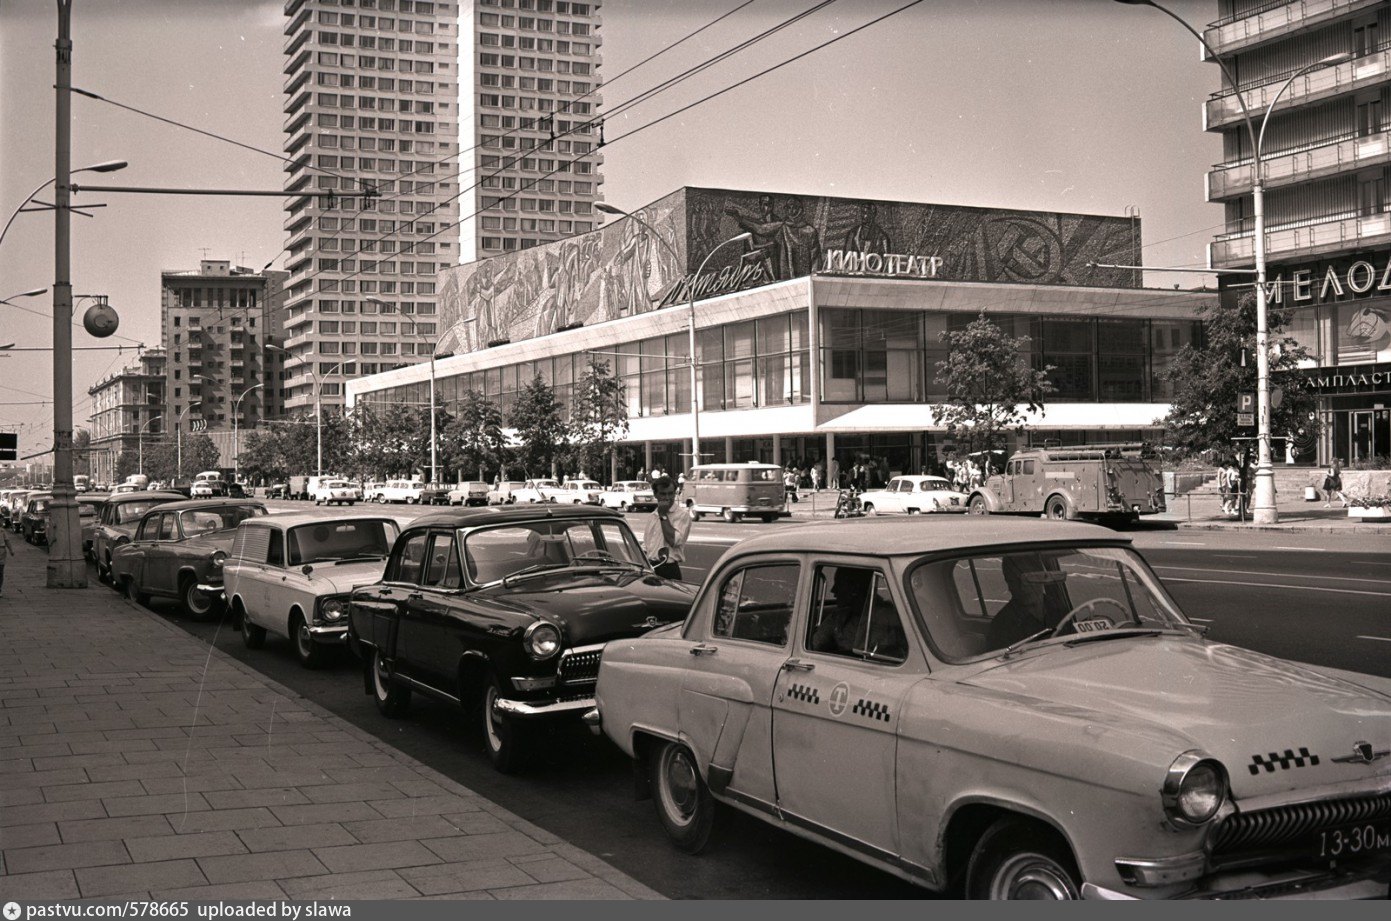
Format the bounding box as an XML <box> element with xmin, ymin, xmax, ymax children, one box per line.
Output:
<box><xmin>986</xmin><ymin>554</ymin><xmax>1071</xmax><ymax>649</ymax></box>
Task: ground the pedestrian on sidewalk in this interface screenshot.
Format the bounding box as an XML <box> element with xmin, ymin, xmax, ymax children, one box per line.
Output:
<box><xmin>1219</xmin><ymin>458</ymin><xmax>1238</xmax><ymax>517</ymax></box>
<box><xmin>644</xmin><ymin>474</ymin><xmax>691</xmax><ymax>581</ymax></box>
<box><xmin>0</xmin><ymin>525</ymin><xmax>10</xmax><ymax>597</ymax></box>
<box><xmin>1322</xmin><ymin>459</ymin><xmax>1347</xmax><ymax>508</ymax></box>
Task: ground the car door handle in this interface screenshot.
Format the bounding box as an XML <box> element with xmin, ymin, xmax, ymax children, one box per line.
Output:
<box><xmin>406</xmin><ymin>593</ymin><xmax>422</xmax><ymax>602</ymax></box>
<box><xmin>690</xmin><ymin>643</ymin><xmax>718</xmax><ymax>657</ymax></box>
<box><xmin>379</xmin><ymin>588</ymin><xmax>393</xmax><ymax>597</ymax></box>
<box><xmin>782</xmin><ymin>659</ymin><xmax>814</xmax><ymax>672</ymax></box>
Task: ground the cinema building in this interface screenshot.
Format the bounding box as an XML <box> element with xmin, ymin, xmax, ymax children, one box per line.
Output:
<box><xmin>347</xmin><ymin>187</ymin><xmax>1209</xmax><ymax>477</ymax></box>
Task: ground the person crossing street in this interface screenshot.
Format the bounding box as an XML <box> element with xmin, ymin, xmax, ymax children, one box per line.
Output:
<box><xmin>643</xmin><ymin>474</ymin><xmax>692</xmax><ymax>581</ymax></box>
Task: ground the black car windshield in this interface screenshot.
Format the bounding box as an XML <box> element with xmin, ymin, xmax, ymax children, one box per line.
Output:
<box><xmin>288</xmin><ymin>519</ymin><xmax>399</xmax><ymax>565</ymax></box>
<box><xmin>118</xmin><ymin>501</ymin><xmax>168</xmax><ymax>524</ymax></box>
<box><xmin>463</xmin><ymin>518</ymin><xmax>647</xmax><ymax>584</ymax></box>
<box><xmin>179</xmin><ymin>505</ymin><xmax>266</xmax><ymax>536</ymax></box>
<box><xmin>907</xmin><ymin>546</ymin><xmax>1190</xmax><ymax>662</ymax></box>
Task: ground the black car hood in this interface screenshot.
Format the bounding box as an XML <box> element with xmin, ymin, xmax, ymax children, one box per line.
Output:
<box><xmin>470</xmin><ymin>571</ymin><xmax>696</xmax><ymax>645</ymax></box>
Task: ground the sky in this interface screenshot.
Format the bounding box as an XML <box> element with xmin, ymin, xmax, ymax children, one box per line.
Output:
<box><xmin>0</xmin><ymin>0</ymin><xmax>1221</xmax><ymax>450</ymax></box>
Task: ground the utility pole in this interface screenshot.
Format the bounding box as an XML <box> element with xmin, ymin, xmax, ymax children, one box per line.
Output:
<box><xmin>48</xmin><ymin>0</ymin><xmax>85</xmax><ymax>587</ymax></box>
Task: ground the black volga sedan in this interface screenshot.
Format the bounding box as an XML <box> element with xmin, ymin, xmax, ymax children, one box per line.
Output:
<box><xmin>348</xmin><ymin>505</ymin><xmax>696</xmax><ymax>773</ymax></box>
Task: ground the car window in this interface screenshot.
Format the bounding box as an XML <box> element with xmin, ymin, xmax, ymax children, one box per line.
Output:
<box><xmin>392</xmin><ymin>532</ymin><xmax>430</xmax><ymax>584</ymax></box>
<box><xmin>422</xmin><ymin>533</ymin><xmax>461</xmax><ymax>589</ymax></box>
<box><xmin>158</xmin><ymin>514</ymin><xmax>177</xmax><ymax>540</ymax></box>
<box><xmin>137</xmin><ymin>515</ymin><xmax>161</xmax><ymax>541</ymax></box>
<box><xmin>180</xmin><ymin>505</ymin><xmax>265</xmax><ymax>535</ymax></box>
<box><xmin>806</xmin><ymin>565</ymin><xmax>908</xmax><ymax>664</ymax></box>
<box><xmin>268</xmin><ymin>530</ymin><xmax>285</xmax><ymax>567</ymax></box>
<box><xmin>711</xmin><ymin>563</ymin><xmax>797</xmax><ymax>647</ymax></box>
<box><xmin>1022</xmin><ymin>460</ymin><xmax>1036</xmax><ymax>475</ymax></box>
<box><xmin>463</xmin><ymin>520</ymin><xmax>646</xmax><ymax>584</ymax></box>
<box><xmin>910</xmin><ymin>547</ymin><xmax>1188</xmax><ymax>661</ymax></box>
<box><xmin>288</xmin><ymin>520</ymin><xmax>395</xmax><ymax>565</ymax></box>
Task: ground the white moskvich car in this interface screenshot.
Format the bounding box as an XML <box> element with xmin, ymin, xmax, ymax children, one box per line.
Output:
<box><xmin>225</xmin><ymin>513</ymin><xmax>401</xmax><ymax>668</ymax></box>
<box><xmin>590</xmin><ymin>518</ymin><xmax>1391</xmax><ymax>900</ymax></box>
<box><xmin>857</xmin><ymin>475</ymin><xmax>968</xmax><ymax>515</ymax></box>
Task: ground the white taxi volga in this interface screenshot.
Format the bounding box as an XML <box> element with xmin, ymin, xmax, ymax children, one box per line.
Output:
<box><xmin>590</xmin><ymin>518</ymin><xmax>1391</xmax><ymax>899</ymax></box>
<box><xmin>225</xmin><ymin>513</ymin><xmax>401</xmax><ymax>668</ymax></box>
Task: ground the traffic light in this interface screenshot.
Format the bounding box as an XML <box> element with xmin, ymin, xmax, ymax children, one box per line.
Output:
<box><xmin>0</xmin><ymin>432</ymin><xmax>16</xmax><ymax>461</ymax></box>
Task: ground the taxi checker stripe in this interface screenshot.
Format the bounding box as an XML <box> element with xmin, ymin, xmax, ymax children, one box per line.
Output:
<box><xmin>1248</xmin><ymin>747</ymin><xmax>1319</xmax><ymax>775</ymax></box>
<box><xmin>787</xmin><ymin>683</ymin><xmax>819</xmax><ymax>705</ymax></box>
<box><xmin>851</xmin><ymin>699</ymin><xmax>891</xmax><ymax>722</ymax></box>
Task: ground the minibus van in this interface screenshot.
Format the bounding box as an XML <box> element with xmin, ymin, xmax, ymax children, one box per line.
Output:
<box><xmin>678</xmin><ymin>462</ymin><xmax>786</xmax><ymax>523</ymax></box>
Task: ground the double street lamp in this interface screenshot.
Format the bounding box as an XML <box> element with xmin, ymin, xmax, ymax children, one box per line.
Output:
<box><xmin>265</xmin><ymin>343</ymin><xmax>347</xmax><ymax>477</ymax></box>
<box><xmin>175</xmin><ymin>402</ymin><xmax>201</xmax><ymax>482</ymax></box>
<box><xmin>1116</xmin><ymin>0</ymin><xmax>1350</xmax><ymax>525</ymax></box>
<box><xmin>135</xmin><ymin>414</ymin><xmax>162</xmax><ymax>477</ymax></box>
<box><xmin>595</xmin><ymin>203</ymin><xmax>751</xmax><ymax>474</ymax></box>
<box><xmin>232</xmin><ymin>384</ymin><xmax>265</xmax><ymax>485</ymax></box>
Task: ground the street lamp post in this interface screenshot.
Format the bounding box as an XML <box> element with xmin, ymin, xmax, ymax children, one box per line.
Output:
<box><xmin>265</xmin><ymin>344</ymin><xmax>345</xmax><ymax>477</ymax></box>
<box><xmin>232</xmin><ymin>384</ymin><xmax>265</xmax><ymax>485</ymax></box>
<box><xmin>595</xmin><ymin>204</ymin><xmax>751</xmax><ymax>473</ymax></box>
<box><xmin>1116</xmin><ymin>0</ymin><xmax>1350</xmax><ymax>524</ymax></box>
<box><xmin>175</xmin><ymin>402</ymin><xmax>202</xmax><ymax>482</ymax></box>
<box><xmin>136</xmin><ymin>414</ymin><xmax>163</xmax><ymax>477</ymax></box>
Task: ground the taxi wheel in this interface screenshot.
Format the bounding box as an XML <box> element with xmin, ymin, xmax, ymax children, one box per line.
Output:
<box><xmin>290</xmin><ymin>612</ymin><xmax>324</xmax><ymax>669</ymax></box>
<box><xmin>967</xmin><ymin>495</ymin><xmax>990</xmax><ymax>516</ymax></box>
<box><xmin>371</xmin><ymin>647</ymin><xmax>411</xmax><ymax>717</ymax></box>
<box><xmin>180</xmin><ymin>576</ymin><xmax>216</xmax><ymax>620</ymax></box>
<box><xmin>481</xmin><ymin>676</ymin><xmax>531</xmax><ymax>774</ymax></box>
<box><xmin>651</xmin><ymin>741</ymin><xmax>717</xmax><ymax>854</ymax></box>
<box><xmin>965</xmin><ymin>818</ymin><xmax>1080</xmax><ymax>900</ymax></box>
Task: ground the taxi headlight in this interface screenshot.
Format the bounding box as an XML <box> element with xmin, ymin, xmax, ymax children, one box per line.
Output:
<box><xmin>319</xmin><ymin>595</ymin><xmax>350</xmax><ymax>622</ymax></box>
<box><xmin>1162</xmin><ymin>752</ymin><xmax>1227</xmax><ymax>827</ymax></box>
<box><xmin>523</xmin><ymin>621</ymin><xmax>562</xmax><ymax>660</ymax></box>
<box><xmin>211</xmin><ymin>550</ymin><xmax>228</xmax><ymax>570</ymax></box>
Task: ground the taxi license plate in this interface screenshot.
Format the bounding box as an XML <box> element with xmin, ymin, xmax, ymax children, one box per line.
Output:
<box><xmin>1315</xmin><ymin>821</ymin><xmax>1391</xmax><ymax>859</ymax></box>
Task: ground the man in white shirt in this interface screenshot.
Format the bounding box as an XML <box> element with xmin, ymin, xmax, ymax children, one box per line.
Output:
<box><xmin>643</xmin><ymin>474</ymin><xmax>691</xmax><ymax>580</ymax></box>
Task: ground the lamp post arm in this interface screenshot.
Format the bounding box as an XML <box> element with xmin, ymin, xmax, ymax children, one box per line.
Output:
<box><xmin>0</xmin><ymin>178</ymin><xmax>58</xmax><ymax>253</ymax></box>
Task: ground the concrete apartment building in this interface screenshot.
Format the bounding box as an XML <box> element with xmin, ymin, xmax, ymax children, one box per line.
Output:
<box><xmin>160</xmin><ymin>261</ymin><xmax>289</xmax><ymax>451</ymax></box>
<box><xmin>282</xmin><ymin>0</ymin><xmax>464</xmax><ymax>413</ymax></box>
<box><xmin>459</xmin><ymin>0</ymin><xmax>605</xmax><ymax>261</ymax></box>
<box><xmin>1206</xmin><ymin>0</ymin><xmax>1391</xmax><ymax>464</ymax></box>
<box><xmin>86</xmin><ymin>348</ymin><xmax>167</xmax><ymax>485</ymax></box>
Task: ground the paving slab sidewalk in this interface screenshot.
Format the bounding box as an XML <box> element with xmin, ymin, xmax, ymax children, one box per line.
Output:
<box><xmin>0</xmin><ymin>541</ymin><xmax>662</xmax><ymax>902</ymax></box>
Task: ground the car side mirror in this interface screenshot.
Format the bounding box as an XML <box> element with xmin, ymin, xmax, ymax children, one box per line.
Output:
<box><xmin>302</xmin><ymin>564</ymin><xmax>314</xmax><ymax>577</ymax></box>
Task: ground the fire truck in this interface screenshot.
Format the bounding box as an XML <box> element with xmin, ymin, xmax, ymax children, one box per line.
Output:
<box><xmin>965</xmin><ymin>443</ymin><xmax>1165</xmax><ymax>522</ymax></box>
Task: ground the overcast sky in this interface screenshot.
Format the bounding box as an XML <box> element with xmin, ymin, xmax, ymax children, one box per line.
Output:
<box><xmin>0</xmin><ymin>0</ymin><xmax>1219</xmax><ymax>446</ymax></box>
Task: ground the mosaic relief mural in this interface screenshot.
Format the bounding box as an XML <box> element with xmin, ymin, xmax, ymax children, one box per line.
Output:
<box><xmin>437</xmin><ymin>187</ymin><xmax>1141</xmax><ymax>353</ymax></box>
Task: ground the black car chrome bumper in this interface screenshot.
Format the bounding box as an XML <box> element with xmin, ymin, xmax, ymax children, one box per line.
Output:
<box><xmin>492</xmin><ymin>696</ymin><xmax>596</xmax><ymax>718</ymax></box>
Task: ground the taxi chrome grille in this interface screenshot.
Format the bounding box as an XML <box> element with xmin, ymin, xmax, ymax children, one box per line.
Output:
<box><xmin>557</xmin><ymin>644</ymin><xmax>604</xmax><ymax>685</ymax></box>
<box><xmin>1210</xmin><ymin>793</ymin><xmax>1391</xmax><ymax>858</ymax></box>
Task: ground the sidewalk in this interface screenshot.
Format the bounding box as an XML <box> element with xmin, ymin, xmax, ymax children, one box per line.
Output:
<box><xmin>781</xmin><ymin>489</ymin><xmax>1391</xmax><ymax>535</ymax></box>
<box><xmin>0</xmin><ymin>542</ymin><xmax>661</xmax><ymax>902</ymax></box>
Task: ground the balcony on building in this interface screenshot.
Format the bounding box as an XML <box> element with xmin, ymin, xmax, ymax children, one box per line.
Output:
<box><xmin>1206</xmin><ymin>52</ymin><xmax>1368</xmax><ymax>131</ymax></box>
<box><xmin>1204</xmin><ymin>0</ymin><xmax>1383</xmax><ymax>58</ymax></box>
<box><xmin>1210</xmin><ymin>206</ymin><xmax>1391</xmax><ymax>267</ymax></box>
<box><xmin>1207</xmin><ymin>126</ymin><xmax>1391</xmax><ymax>199</ymax></box>
<box><xmin>283</xmin><ymin>44</ymin><xmax>310</xmax><ymax>77</ymax></box>
<box><xmin>284</xmin><ymin>1</ymin><xmax>311</xmax><ymax>38</ymax></box>
<box><xmin>282</xmin><ymin>26</ymin><xmax>310</xmax><ymax>60</ymax></box>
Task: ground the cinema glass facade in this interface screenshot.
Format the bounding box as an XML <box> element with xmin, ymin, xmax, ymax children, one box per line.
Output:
<box><xmin>347</xmin><ymin>188</ymin><xmax>1209</xmax><ymax>478</ymax></box>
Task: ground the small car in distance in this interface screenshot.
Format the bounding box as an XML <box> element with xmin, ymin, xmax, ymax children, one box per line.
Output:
<box><xmin>226</xmin><ymin>514</ymin><xmax>400</xmax><ymax>668</ymax></box>
<box><xmin>487</xmin><ymin>481</ymin><xmax>527</xmax><ymax>505</ymax></box>
<box><xmin>679</xmin><ymin>462</ymin><xmax>786</xmax><ymax>523</ymax></box>
<box><xmin>600</xmin><ymin>481</ymin><xmax>657</xmax><ymax>513</ymax></box>
<box><xmin>857</xmin><ymin>475</ymin><xmax>968</xmax><ymax>515</ymax></box>
<box><xmin>111</xmin><ymin>499</ymin><xmax>269</xmax><ymax>618</ymax></box>
<box><xmin>349</xmin><ymin>505</ymin><xmax>696</xmax><ymax>773</ymax></box>
<box><xmin>376</xmin><ymin>479</ymin><xmax>425</xmax><ymax>504</ymax></box>
<box><xmin>593</xmin><ymin>518</ymin><xmax>1391</xmax><ymax>900</ymax></box>
<box><xmin>448</xmin><ymin>481</ymin><xmax>491</xmax><ymax>507</ymax></box>
<box><xmin>509</xmin><ymin>478</ymin><xmax>562</xmax><ymax>504</ymax></box>
<box><xmin>313</xmin><ymin>478</ymin><xmax>362</xmax><ymax>506</ymax></box>
<box><xmin>556</xmin><ymin>480</ymin><xmax>605</xmax><ymax>505</ymax></box>
<box><xmin>419</xmin><ymin>483</ymin><xmax>451</xmax><ymax>506</ymax></box>
<box><xmin>20</xmin><ymin>492</ymin><xmax>53</xmax><ymax>544</ymax></box>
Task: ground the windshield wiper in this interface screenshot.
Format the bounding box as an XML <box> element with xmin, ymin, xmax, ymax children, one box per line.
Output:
<box><xmin>330</xmin><ymin>554</ymin><xmax>387</xmax><ymax>565</ymax></box>
<box><xmin>1063</xmin><ymin>627</ymin><xmax>1181</xmax><ymax>647</ymax></box>
<box><xmin>569</xmin><ymin>553</ymin><xmax>645</xmax><ymax>570</ymax></box>
<box><xmin>502</xmin><ymin>562</ymin><xmax>568</xmax><ymax>586</ymax></box>
<box><xmin>999</xmin><ymin>627</ymin><xmax>1054</xmax><ymax>659</ymax></box>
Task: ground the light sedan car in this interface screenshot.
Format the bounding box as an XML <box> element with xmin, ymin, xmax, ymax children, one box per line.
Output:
<box><xmin>555</xmin><ymin>480</ymin><xmax>605</xmax><ymax>505</ymax></box>
<box><xmin>226</xmin><ymin>514</ymin><xmax>401</xmax><ymax>668</ymax></box>
<box><xmin>313</xmin><ymin>478</ymin><xmax>362</xmax><ymax>506</ymax></box>
<box><xmin>857</xmin><ymin>475</ymin><xmax>968</xmax><ymax>515</ymax></box>
<box><xmin>592</xmin><ymin>518</ymin><xmax>1391</xmax><ymax>900</ymax></box>
<box><xmin>111</xmin><ymin>499</ymin><xmax>269</xmax><ymax>618</ymax></box>
<box><xmin>509</xmin><ymin>478</ymin><xmax>563</xmax><ymax>504</ymax></box>
<box><xmin>448</xmin><ymin>481</ymin><xmax>491</xmax><ymax>507</ymax></box>
<box><xmin>600</xmin><ymin>481</ymin><xmax>657</xmax><ymax>513</ymax></box>
<box><xmin>487</xmin><ymin>481</ymin><xmax>528</xmax><ymax>505</ymax></box>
